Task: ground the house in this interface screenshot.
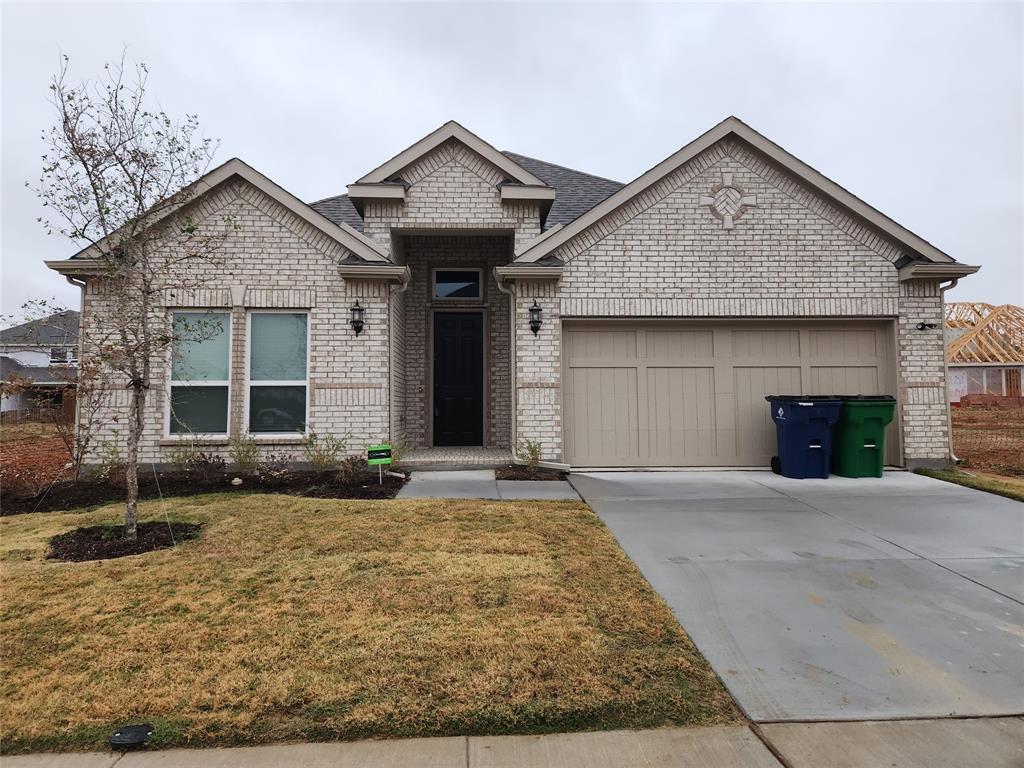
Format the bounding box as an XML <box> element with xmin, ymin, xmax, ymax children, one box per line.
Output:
<box><xmin>47</xmin><ymin>117</ymin><xmax>979</xmax><ymax>469</ymax></box>
<box><xmin>0</xmin><ymin>310</ymin><xmax>79</xmax><ymax>419</ymax></box>
<box><xmin>946</xmin><ymin>302</ymin><xmax>1023</xmax><ymax>403</ymax></box>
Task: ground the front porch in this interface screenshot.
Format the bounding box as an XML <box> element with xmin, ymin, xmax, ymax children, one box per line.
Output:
<box><xmin>401</xmin><ymin>446</ymin><xmax>513</xmax><ymax>470</ymax></box>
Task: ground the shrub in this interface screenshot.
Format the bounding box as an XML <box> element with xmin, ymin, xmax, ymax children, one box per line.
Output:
<box><xmin>516</xmin><ymin>438</ymin><xmax>542</xmax><ymax>469</ymax></box>
<box><xmin>97</xmin><ymin>439</ymin><xmax>127</xmax><ymax>487</ymax></box>
<box><xmin>302</xmin><ymin>432</ymin><xmax>347</xmax><ymax>470</ymax></box>
<box><xmin>228</xmin><ymin>433</ymin><xmax>260</xmax><ymax>473</ymax></box>
<box><xmin>337</xmin><ymin>455</ymin><xmax>367</xmax><ymax>486</ymax></box>
<box><xmin>378</xmin><ymin>436</ymin><xmax>405</xmax><ymax>467</ymax></box>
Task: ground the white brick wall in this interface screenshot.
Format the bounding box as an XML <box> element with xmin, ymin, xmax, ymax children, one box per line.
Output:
<box><xmin>513</xmin><ymin>138</ymin><xmax>951</xmax><ymax>464</ymax></box>
<box><xmin>80</xmin><ymin>178</ymin><xmax>391</xmax><ymax>465</ymax></box>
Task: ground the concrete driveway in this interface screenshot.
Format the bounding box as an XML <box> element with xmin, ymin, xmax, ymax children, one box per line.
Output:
<box><xmin>571</xmin><ymin>471</ymin><xmax>1024</xmax><ymax>722</ymax></box>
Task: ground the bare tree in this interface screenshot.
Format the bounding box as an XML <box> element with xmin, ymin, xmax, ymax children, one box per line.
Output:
<box><xmin>33</xmin><ymin>54</ymin><xmax>237</xmax><ymax>538</ymax></box>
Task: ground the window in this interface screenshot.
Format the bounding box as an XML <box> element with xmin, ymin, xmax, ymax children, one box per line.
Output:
<box><xmin>49</xmin><ymin>347</ymin><xmax>68</xmax><ymax>364</ymax></box>
<box><xmin>433</xmin><ymin>269</ymin><xmax>482</xmax><ymax>300</ymax></box>
<box><xmin>169</xmin><ymin>311</ymin><xmax>230</xmax><ymax>435</ymax></box>
<box><xmin>247</xmin><ymin>311</ymin><xmax>308</xmax><ymax>434</ymax></box>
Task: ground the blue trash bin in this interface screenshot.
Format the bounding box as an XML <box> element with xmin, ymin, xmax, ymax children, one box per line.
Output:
<box><xmin>765</xmin><ymin>396</ymin><xmax>843</xmax><ymax>479</ymax></box>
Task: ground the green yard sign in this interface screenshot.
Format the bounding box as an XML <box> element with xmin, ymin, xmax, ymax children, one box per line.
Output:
<box><xmin>367</xmin><ymin>444</ymin><xmax>392</xmax><ymax>466</ymax></box>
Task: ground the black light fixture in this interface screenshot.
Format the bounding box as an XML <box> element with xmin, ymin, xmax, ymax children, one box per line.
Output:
<box><xmin>529</xmin><ymin>300</ymin><xmax>543</xmax><ymax>335</ymax></box>
<box><xmin>350</xmin><ymin>300</ymin><xmax>365</xmax><ymax>336</ymax></box>
<box><xmin>916</xmin><ymin>321</ymin><xmax>938</xmax><ymax>331</ymax></box>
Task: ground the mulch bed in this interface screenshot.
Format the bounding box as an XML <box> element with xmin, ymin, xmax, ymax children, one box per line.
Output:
<box><xmin>2</xmin><ymin>468</ymin><xmax>408</xmax><ymax>515</ymax></box>
<box><xmin>494</xmin><ymin>464</ymin><xmax>567</xmax><ymax>481</ymax></box>
<box><xmin>47</xmin><ymin>521</ymin><xmax>203</xmax><ymax>562</ymax></box>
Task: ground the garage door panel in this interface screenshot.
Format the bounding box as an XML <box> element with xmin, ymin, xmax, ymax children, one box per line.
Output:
<box><xmin>734</xmin><ymin>366</ymin><xmax>803</xmax><ymax>463</ymax></box>
<box><xmin>646</xmin><ymin>367</ymin><xmax>717</xmax><ymax>462</ymax></box>
<box><xmin>732</xmin><ymin>329</ymin><xmax>801</xmax><ymax>359</ymax></box>
<box><xmin>809</xmin><ymin>366</ymin><xmax>881</xmax><ymax>396</ymax></box>
<box><xmin>563</xmin><ymin>322</ymin><xmax>897</xmax><ymax>468</ymax></box>
<box><xmin>566</xmin><ymin>367</ymin><xmax>639</xmax><ymax>465</ymax></box>
<box><xmin>644</xmin><ymin>329</ymin><xmax>714</xmax><ymax>360</ymax></box>
<box><xmin>808</xmin><ymin>329</ymin><xmax>879</xmax><ymax>359</ymax></box>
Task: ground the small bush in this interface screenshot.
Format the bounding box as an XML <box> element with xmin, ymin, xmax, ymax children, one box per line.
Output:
<box><xmin>228</xmin><ymin>433</ymin><xmax>260</xmax><ymax>473</ymax></box>
<box><xmin>302</xmin><ymin>432</ymin><xmax>347</xmax><ymax>470</ymax></box>
<box><xmin>166</xmin><ymin>441</ymin><xmax>199</xmax><ymax>471</ymax></box>
<box><xmin>337</xmin><ymin>455</ymin><xmax>367</xmax><ymax>486</ymax></box>
<box><xmin>186</xmin><ymin>452</ymin><xmax>226</xmax><ymax>483</ymax></box>
<box><xmin>516</xmin><ymin>438</ymin><xmax>542</xmax><ymax>469</ymax></box>
<box><xmin>377</xmin><ymin>436</ymin><xmax>405</xmax><ymax>467</ymax></box>
<box><xmin>97</xmin><ymin>439</ymin><xmax>127</xmax><ymax>487</ymax></box>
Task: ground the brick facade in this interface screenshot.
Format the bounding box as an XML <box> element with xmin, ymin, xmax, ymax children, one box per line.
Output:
<box><xmin>513</xmin><ymin>138</ymin><xmax>950</xmax><ymax>466</ymax></box>
<box><xmin>81</xmin><ymin>178</ymin><xmax>391</xmax><ymax>465</ymax></box>
<box><xmin>74</xmin><ymin>132</ymin><xmax>956</xmax><ymax>469</ymax></box>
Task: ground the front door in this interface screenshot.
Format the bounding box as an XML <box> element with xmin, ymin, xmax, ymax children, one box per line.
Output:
<box><xmin>433</xmin><ymin>312</ymin><xmax>484</xmax><ymax>446</ymax></box>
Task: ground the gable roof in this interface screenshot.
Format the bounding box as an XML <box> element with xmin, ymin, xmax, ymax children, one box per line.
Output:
<box><xmin>355</xmin><ymin>120</ymin><xmax>548</xmax><ymax>187</ymax></box>
<box><xmin>48</xmin><ymin>158</ymin><xmax>389</xmax><ymax>275</ymax></box>
<box><xmin>0</xmin><ymin>311</ymin><xmax>79</xmax><ymax>346</ymax></box>
<box><xmin>311</xmin><ymin>153</ymin><xmax>622</xmax><ymax>234</ymax></box>
<box><xmin>946</xmin><ymin>302</ymin><xmax>1024</xmax><ymax>365</ymax></box>
<box><xmin>514</xmin><ymin>116</ymin><xmax>968</xmax><ymax>267</ymax></box>
<box><xmin>502</xmin><ymin>153</ymin><xmax>623</xmax><ymax>230</ymax></box>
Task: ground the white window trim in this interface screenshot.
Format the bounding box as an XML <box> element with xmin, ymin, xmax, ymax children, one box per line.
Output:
<box><xmin>165</xmin><ymin>310</ymin><xmax>232</xmax><ymax>439</ymax></box>
<box><xmin>245</xmin><ymin>309</ymin><xmax>310</xmax><ymax>437</ymax></box>
<box><xmin>432</xmin><ymin>267</ymin><xmax>483</xmax><ymax>301</ymax></box>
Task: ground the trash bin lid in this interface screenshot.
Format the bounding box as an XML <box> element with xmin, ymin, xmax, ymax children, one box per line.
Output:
<box><xmin>765</xmin><ymin>395</ymin><xmax>843</xmax><ymax>404</ymax></box>
<box><xmin>832</xmin><ymin>394</ymin><xmax>896</xmax><ymax>402</ymax></box>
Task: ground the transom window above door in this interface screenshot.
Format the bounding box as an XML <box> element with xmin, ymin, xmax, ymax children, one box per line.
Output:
<box><xmin>433</xmin><ymin>269</ymin><xmax>482</xmax><ymax>300</ymax></box>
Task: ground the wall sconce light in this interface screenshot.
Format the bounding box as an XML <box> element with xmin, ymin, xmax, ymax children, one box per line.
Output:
<box><xmin>529</xmin><ymin>300</ymin><xmax>543</xmax><ymax>335</ymax></box>
<box><xmin>915</xmin><ymin>322</ymin><xmax>938</xmax><ymax>331</ymax></box>
<box><xmin>350</xmin><ymin>300</ymin><xmax>365</xmax><ymax>336</ymax></box>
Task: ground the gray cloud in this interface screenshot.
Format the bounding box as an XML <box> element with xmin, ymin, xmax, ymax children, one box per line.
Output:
<box><xmin>2</xmin><ymin>1</ymin><xmax>1021</xmax><ymax>317</ymax></box>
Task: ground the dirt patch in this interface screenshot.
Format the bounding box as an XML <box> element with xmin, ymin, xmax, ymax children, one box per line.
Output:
<box><xmin>47</xmin><ymin>521</ymin><xmax>203</xmax><ymax>562</ymax></box>
<box><xmin>0</xmin><ymin>423</ymin><xmax>72</xmax><ymax>497</ymax></box>
<box><xmin>951</xmin><ymin>405</ymin><xmax>1024</xmax><ymax>477</ymax></box>
<box><xmin>494</xmin><ymin>465</ymin><xmax>567</xmax><ymax>481</ymax></box>
<box><xmin>2</xmin><ymin>469</ymin><xmax>408</xmax><ymax>515</ymax></box>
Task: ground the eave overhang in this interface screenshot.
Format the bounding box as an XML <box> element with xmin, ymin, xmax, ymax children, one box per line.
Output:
<box><xmin>337</xmin><ymin>264</ymin><xmax>411</xmax><ymax>286</ymax></box>
<box><xmin>346</xmin><ymin>183</ymin><xmax>407</xmax><ymax>202</ymax></box>
<box><xmin>898</xmin><ymin>262</ymin><xmax>980</xmax><ymax>282</ymax></box>
<box><xmin>499</xmin><ymin>185</ymin><xmax>556</xmax><ymax>202</ymax></box>
<box><xmin>494</xmin><ymin>265</ymin><xmax>563</xmax><ymax>282</ymax></box>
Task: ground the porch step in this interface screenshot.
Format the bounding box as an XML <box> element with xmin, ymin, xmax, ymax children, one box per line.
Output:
<box><xmin>401</xmin><ymin>447</ymin><xmax>512</xmax><ymax>471</ymax></box>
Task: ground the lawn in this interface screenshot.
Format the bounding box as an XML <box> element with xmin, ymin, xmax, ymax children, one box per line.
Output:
<box><xmin>915</xmin><ymin>467</ymin><xmax>1024</xmax><ymax>502</ymax></box>
<box><xmin>0</xmin><ymin>495</ymin><xmax>738</xmax><ymax>753</ymax></box>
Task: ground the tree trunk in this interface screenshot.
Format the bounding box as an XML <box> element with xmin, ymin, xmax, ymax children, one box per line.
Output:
<box><xmin>124</xmin><ymin>383</ymin><xmax>146</xmax><ymax>540</ymax></box>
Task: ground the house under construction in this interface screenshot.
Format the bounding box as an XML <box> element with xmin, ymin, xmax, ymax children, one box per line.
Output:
<box><xmin>945</xmin><ymin>302</ymin><xmax>1024</xmax><ymax>402</ymax></box>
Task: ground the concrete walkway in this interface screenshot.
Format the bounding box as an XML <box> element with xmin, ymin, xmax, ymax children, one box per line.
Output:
<box><xmin>7</xmin><ymin>719</ymin><xmax>1023</xmax><ymax>767</ymax></box>
<box><xmin>397</xmin><ymin>470</ymin><xmax>579</xmax><ymax>500</ymax></box>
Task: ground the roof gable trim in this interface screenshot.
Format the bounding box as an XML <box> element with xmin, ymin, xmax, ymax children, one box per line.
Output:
<box><xmin>356</xmin><ymin>121</ymin><xmax>548</xmax><ymax>187</ymax></box>
<box><xmin>515</xmin><ymin>117</ymin><xmax>961</xmax><ymax>265</ymax></box>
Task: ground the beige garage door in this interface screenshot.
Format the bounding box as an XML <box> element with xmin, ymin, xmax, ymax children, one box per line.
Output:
<box><xmin>562</xmin><ymin>320</ymin><xmax>899</xmax><ymax>467</ymax></box>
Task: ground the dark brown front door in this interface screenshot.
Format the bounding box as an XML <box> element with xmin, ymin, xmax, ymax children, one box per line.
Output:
<box><xmin>433</xmin><ymin>312</ymin><xmax>484</xmax><ymax>446</ymax></box>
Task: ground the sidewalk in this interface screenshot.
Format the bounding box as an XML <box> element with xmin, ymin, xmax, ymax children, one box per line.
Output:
<box><xmin>5</xmin><ymin>718</ymin><xmax>1023</xmax><ymax>767</ymax></box>
<box><xmin>2</xmin><ymin>726</ymin><xmax>776</xmax><ymax>767</ymax></box>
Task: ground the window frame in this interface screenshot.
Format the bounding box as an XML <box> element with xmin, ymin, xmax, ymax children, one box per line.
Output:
<box><xmin>165</xmin><ymin>309</ymin><xmax>232</xmax><ymax>438</ymax></box>
<box><xmin>432</xmin><ymin>267</ymin><xmax>483</xmax><ymax>301</ymax></box>
<box><xmin>245</xmin><ymin>309</ymin><xmax>310</xmax><ymax>437</ymax></box>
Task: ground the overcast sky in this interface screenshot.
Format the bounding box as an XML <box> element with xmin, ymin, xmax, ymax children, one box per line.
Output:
<box><xmin>2</xmin><ymin>2</ymin><xmax>1021</xmax><ymax>318</ymax></box>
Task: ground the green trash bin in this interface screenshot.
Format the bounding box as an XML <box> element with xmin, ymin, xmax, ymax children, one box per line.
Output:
<box><xmin>831</xmin><ymin>395</ymin><xmax>896</xmax><ymax>478</ymax></box>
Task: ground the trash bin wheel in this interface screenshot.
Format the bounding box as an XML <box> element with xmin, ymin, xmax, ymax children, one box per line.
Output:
<box><xmin>770</xmin><ymin>455</ymin><xmax>782</xmax><ymax>475</ymax></box>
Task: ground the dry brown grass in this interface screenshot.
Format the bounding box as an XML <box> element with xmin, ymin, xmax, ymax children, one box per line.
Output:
<box><xmin>0</xmin><ymin>495</ymin><xmax>738</xmax><ymax>753</ymax></box>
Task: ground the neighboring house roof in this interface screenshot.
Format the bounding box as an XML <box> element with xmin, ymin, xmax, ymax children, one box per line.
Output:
<box><xmin>48</xmin><ymin>158</ymin><xmax>389</xmax><ymax>274</ymax></box>
<box><xmin>0</xmin><ymin>311</ymin><xmax>79</xmax><ymax>347</ymax></box>
<box><xmin>946</xmin><ymin>302</ymin><xmax>1024</xmax><ymax>365</ymax></box>
<box><xmin>310</xmin><ymin>152</ymin><xmax>623</xmax><ymax>234</ymax></box>
<box><xmin>354</xmin><ymin>120</ymin><xmax>547</xmax><ymax>187</ymax></box>
<box><xmin>0</xmin><ymin>356</ymin><xmax>71</xmax><ymax>386</ymax></box>
<box><xmin>513</xmin><ymin>116</ymin><xmax>973</xmax><ymax>269</ymax></box>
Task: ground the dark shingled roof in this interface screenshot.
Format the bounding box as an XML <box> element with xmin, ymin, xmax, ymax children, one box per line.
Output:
<box><xmin>309</xmin><ymin>194</ymin><xmax>365</xmax><ymax>232</ymax></box>
<box><xmin>501</xmin><ymin>152</ymin><xmax>623</xmax><ymax>230</ymax></box>
<box><xmin>308</xmin><ymin>153</ymin><xmax>623</xmax><ymax>234</ymax></box>
<box><xmin>0</xmin><ymin>311</ymin><xmax>79</xmax><ymax>346</ymax></box>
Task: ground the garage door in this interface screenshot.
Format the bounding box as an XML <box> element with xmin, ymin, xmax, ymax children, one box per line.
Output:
<box><xmin>563</xmin><ymin>320</ymin><xmax>899</xmax><ymax>467</ymax></box>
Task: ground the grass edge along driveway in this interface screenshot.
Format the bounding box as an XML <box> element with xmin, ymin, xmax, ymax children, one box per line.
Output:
<box><xmin>0</xmin><ymin>494</ymin><xmax>738</xmax><ymax>754</ymax></box>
